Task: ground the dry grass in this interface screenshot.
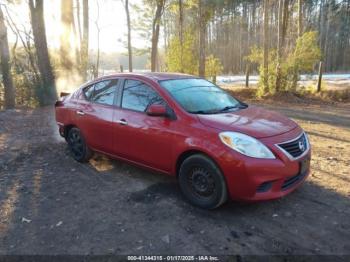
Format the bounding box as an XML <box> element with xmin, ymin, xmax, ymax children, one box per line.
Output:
<box><xmin>299</xmin><ymin>120</ymin><xmax>350</xmax><ymax>198</ymax></box>
<box><xmin>221</xmin><ymin>84</ymin><xmax>350</xmax><ymax>103</ymax></box>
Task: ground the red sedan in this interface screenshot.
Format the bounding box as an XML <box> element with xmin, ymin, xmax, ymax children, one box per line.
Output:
<box><xmin>55</xmin><ymin>73</ymin><xmax>311</xmax><ymax>209</ymax></box>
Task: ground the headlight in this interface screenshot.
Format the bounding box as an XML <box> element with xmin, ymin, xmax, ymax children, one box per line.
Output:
<box><xmin>219</xmin><ymin>132</ymin><xmax>275</xmax><ymax>159</ymax></box>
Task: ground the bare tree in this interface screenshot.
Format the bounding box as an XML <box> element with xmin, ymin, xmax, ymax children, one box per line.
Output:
<box><xmin>81</xmin><ymin>0</ymin><xmax>89</xmax><ymax>80</ymax></box>
<box><xmin>281</xmin><ymin>0</ymin><xmax>290</xmax><ymax>41</ymax></box>
<box><xmin>95</xmin><ymin>0</ymin><xmax>100</xmax><ymax>78</ymax></box>
<box><xmin>60</xmin><ymin>0</ymin><xmax>74</xmax><ymax>71</ymax></box>
<box><xmin>151</xmin><ymin>0</ymin><xmax>166</xmax><ymax>72</ymax></box>
<box><xmin>198</xmin><ymin>0</ymin><xmax>206</xmax><ymax>77</ymax></box>
<box><xmin>298</xmin><ymin>0</ymin><xmax>303</xmax><ymax>37</ymax></box>
<box><xmin>178</xmin><ymin>0</ymin><xmax>184</xmax><ymax>72</ymax></box>
<box><xmin>76</xmin><ymin>0</ymin><xmax>83</xmax><ymax>43</ymax></box>
<box><xmin>275</xmin><ymin>0</ymin><xmax>290</xmax><ymax>91</ymax></box>
<box><xmin>72</xmin><ymin>1</ymin><xmax>81</xmax><ymax>66</ymax></box>
<box><xmin>0</xmin><ymin>5</ymin><xmax>15</xmax><ymax>109</ymax></box>
<box><xmin>122</xmin><ymin>0</ymin><xmax>133</xmax><ymax>72</ymax></box>
<box><xmin>263</xmin><ymin>0</ymin><xmax>269</xmax><ymax>91</ymax></box>
<box><xmin>4</xmin><ymin>6</ymin><xmax>40</xmax><ymax>83</ymax></box>
<box><xmin>29</xmin><ymin>0</ymin><xmax>57</xmax><ymax>105</ymax></box>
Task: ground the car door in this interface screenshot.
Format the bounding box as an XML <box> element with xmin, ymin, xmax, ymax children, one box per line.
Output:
<box><xmin>113</xmin><ymin>79</ymin><xmax>175</xmax><ymax>172</ymax></box>
<box><xmin>75</xmin><ymin>78</ymin><xmax>120</xmax><ymax>154</ymax></box>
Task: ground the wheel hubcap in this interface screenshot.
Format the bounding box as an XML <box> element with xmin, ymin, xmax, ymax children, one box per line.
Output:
<box><xmin>68</xmin><ymin>131</ymin><xmax>84</xmax><ymax>158</ymax></box>
<box><xmin>188</xmin><ymin>167</ymin><xmax>215</xmax><ymax>197</ymax></box>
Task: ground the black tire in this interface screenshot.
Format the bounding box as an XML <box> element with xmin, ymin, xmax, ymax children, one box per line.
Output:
<box><xmin>67</xmin><ymin>127</ymin><xmax>93</xmax><ymax>162</ymax></box>
<box><xmin>178</xmin><ymin>154</ymin><xmax>228</xmax><ymax>209</ymax></box>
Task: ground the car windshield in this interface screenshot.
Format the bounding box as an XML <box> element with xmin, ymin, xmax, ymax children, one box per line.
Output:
<box><xmin>160</xmin><ymin>78</ymin><xmax>244</xmax><ymax>114</ymax></box>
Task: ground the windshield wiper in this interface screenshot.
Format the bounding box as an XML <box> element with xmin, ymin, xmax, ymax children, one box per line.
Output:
<box><xmin>220</xmin><ymin>103</ymin><xmax>249</xmax><ymax>111</ymax></box>
<box><xmin>189</xmin><ymin>104</ymin><xmax>247</xmax><ymax>115</ymax></box>
<box><xmin>189</xmin><ymin>106</ymin><xmax>238</xmax><ymax>114</ymax></box>
<box><xmin>218</xmin><ymin>106</ymin><xmax>238</xmax><ymax>112</ymax></box>
<box><xmin>188</xmin><ymin>110</ymin><xmax>218</xmax><ymax>114</ymax></box>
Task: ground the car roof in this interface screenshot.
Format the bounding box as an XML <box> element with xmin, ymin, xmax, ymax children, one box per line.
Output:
<box><xmin>93</xmin><ymin>72</ymin><xmax>197</xmax><ymax>82</ymax></box>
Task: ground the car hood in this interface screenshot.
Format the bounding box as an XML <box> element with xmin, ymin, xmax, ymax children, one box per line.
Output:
<box><xmin>197</xmin><ymin>106</ymin><xmax>298</xmax><ymax>138</ymax></box>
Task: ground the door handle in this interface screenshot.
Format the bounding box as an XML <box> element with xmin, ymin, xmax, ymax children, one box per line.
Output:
<box><xmin>117</xmin><ymin>119</ymin><xmax>128</xmax><ymax>126</ymax></box>
<box><xmin>76</xmin><ymin>110</ymin><xmax>85</xmax><ymax>116</ymax></box>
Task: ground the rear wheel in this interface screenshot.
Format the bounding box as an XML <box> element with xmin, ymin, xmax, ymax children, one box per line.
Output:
<box><xmin>67</xmin><ymin>127</ymin><xmax>92</xmax><ymax>162</ymax></box>
<box><xmin>178</xmin><ymin>154</ymin><xmax>228</xmax><ymax>209</ymax></box>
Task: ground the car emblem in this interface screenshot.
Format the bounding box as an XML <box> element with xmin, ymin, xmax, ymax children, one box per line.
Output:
<box><xmin>298</xmin><ymin>141</ymin><xmax>305</xmax><ymax>152</ymax></box>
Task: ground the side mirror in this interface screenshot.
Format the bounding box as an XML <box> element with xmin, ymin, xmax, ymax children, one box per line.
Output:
<box><xmin>146</xmin><ymin>104</ymin><xmax>168</xmax><ymax>117</ymax></box>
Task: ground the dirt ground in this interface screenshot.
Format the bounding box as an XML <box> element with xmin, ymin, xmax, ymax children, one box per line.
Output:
<box><xmin>0</xmin><ymin>98</ymin><xmax>349</xmax><ymax>255</ymax></box>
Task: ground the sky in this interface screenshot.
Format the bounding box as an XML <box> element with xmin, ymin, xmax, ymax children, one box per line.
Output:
<box><xmin>4</xmin><ymin>0</ymin><xmax>145</xmax><ymax>53</ymax></box>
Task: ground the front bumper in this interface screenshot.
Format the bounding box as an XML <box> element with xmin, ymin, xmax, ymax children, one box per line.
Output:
<box><xmin>219</xmin><ymin>127</ymin><xmax>311</xmax><ymax>201</ymax></box>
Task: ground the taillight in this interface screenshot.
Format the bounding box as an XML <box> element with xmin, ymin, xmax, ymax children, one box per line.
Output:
<box><xmin>60</xmin><ymin>92</ymin><xmax>70</xmax><ymax>97</ymax></box>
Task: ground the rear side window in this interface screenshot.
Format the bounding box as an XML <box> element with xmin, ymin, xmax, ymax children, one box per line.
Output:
<box><xmin>83</xmin><ymin>79</ymin><xmax>119</xmax><ymax>106</ymax></box>
<box><xmin>84</xmin><ymin>85</ymin><xmax>94</xmax><ymax>100</ymax></box>
<box><xmin>92</xmin><ymin>79</ymin><xmax>118</xmax><ymax>105</ymax></box>
<box><xmin>121</xmin><ymin>80</ymin><xmax>163</xmax><ymax>112</ymax></box>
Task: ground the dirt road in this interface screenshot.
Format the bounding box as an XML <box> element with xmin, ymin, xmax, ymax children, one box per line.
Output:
<box><xmin>0</xmin><ymin>102</ymin><xmax>349</xmax><ymax>255</ymax></box>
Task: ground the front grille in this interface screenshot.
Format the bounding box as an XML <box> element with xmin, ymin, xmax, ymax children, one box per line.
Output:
<box><xmin>278</xmin><ymin>133</ymin><xmax>308</xmax><ymax>159</ymax></box>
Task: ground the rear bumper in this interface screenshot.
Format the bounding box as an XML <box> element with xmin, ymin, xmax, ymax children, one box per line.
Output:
<box><xmin>219</xmin><ymin>127</ymin><xmax>311</xmax><ymax>201</ymax></box>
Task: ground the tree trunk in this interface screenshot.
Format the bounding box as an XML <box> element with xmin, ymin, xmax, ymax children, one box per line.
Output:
<box><xmin>96</xmin><ymin>25</ymin><xmax>100</xmax><ymax>78</ymax></box>
<box><xmin>29</xmin><ymin>0</ymin><xmax>57</xmax><ymax>105</ymax></box>
<box><xmin>263</xmin><ymin>0</ymin><xmax>269</xmax><ymax>91</ymax></box>
<box><xmin>317</xmin><ymin>61</ymin><xmax>323</xmax><ymax>92</ymax></box>
<box><xmin>242</xmin><ymin>1</ymin><xmax>248</xmax><ymax>73</ymax></box>
<box><xmin>72</xmin><ymin>1</ymin><xmax>81</xmax><ymax>66</ymax></box>
<box><xmin>76</xmin><ymin>0</ymin><xmax>82</xmax><ymax>43</ymax></box>
<box><xmin>198</xmin><ymin>0</ymin><xmax>206</xmax><ymax>77</ymax></box>
<box><xmin>81</xmin><ymin>0</ymin><xmax>89</xmax><ymax>80</ymax></box>
<box><xmin>178</xmin><ymin>0</ymin><xmax>184</xmax><ymax>72</ymax></box>
<box><xmin>95</xmin><ymin>1</ymin><xmax>100</xmax><ymax>78</ymax></box>
<box><xmin>60</xmin><ymin>0</ymin><xmax>74</xmax><ymax>71</ymax></box>
<box><xmin>320</xmin><ymin>0</ymin><xmax>327</xmax><ymax>52</ymax></box>
<box><xmin>298</xmin><ymin>0</ymin><xmax>303</xmax><ymax>37</ymax></box>
<box><xmin>124</xmin><ymin>0</ymin><xmax>133</xmax><ymax>72</ymax></box>
<box><xmin>275</xmin><ymin>0</ymin><xmax>283</xmax><ymax>92</ymax></box>
<box><xmin>0</xmin><ymin>6</ymin><xmax>15</xmax><ymax>109</ymax></box>
<box><xmin>163</xmin><ymin>14</ymin><xmax>168</xmax><ymax>53</ymax></box>
<box><xmin>245</xmin><ymin>63</ymin><xmax>250</xmax><ymax>88</ymax></box>
<box><xmin>323</xmin><ymin>1</ymin><xmax>332</xmax><ymax>71</ymax></box>
<box><xmin>281</xmin><ymin>0</ymin><xmax>290</xmax><ymax>43</ymax></box>
<box><xmin>275</xmin><ymin>0</ymin><xmax>289</xmax><ymax>92</ymax></box>
<box><xmin>151</xmin><ymin>0</ymin><xmax>165</xmax><ymax>72</ymax></box>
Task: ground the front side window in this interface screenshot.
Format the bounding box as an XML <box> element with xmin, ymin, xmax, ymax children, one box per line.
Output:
<box><xmin>122</xmin><ymin>80</ymin><xmax>163</xmax><ymax>112</ymax></box>
<box><xmin>160</xmin><ymin>78</ymin><xmax>242</xmax><ymax>114</ymax></box>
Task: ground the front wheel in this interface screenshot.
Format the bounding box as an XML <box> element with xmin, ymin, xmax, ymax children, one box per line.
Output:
<box><xmin>67</xmin><ymin>127</ymin><xmax>93</xmax><ymax>162</ymax></box>
<box><xmin>178</xmin><ymin>154</ymin><xmax>228</xmax><ymax>209</ymax></box>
